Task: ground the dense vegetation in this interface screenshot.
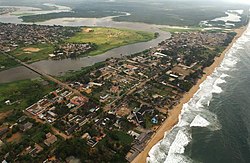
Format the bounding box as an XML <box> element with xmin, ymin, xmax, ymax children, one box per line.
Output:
<box><xmin>0</xmin><ymin>78</ymin><xmax>56</xmax><ymax>112</ymax></box>
<box><xmin>0</xmin><ymin>119</ymin><xmax>58</xmax><ymax>162</ymax></box>
<box><xmin>18</xmin><ymin>0</ymin><xmax>249</xmax><ymax>26</ymax></box>
<box><xmin>0</xmin><ymin>54</ymin><xmax>20</xmax><ymax>71</ymax></box>
<box><xmin>55</xmin><ymin>130</ymin><xmax>133</xmax><ymax>162</ymax></box>
<box><xmin>60</xmin><ymin>60</ymin><xmax>106</xmax><ymax>82</ymax></box>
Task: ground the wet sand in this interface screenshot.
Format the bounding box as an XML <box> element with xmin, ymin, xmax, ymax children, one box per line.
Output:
<box><xmin>132</xmin><ymin>26</ymin><xmax>247</xmax><ymax>163</ymax></box>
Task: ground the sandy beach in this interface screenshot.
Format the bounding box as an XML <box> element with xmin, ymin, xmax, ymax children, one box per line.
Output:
<box><xmin>132</xmin><ymin>25</ymin><xmax>247</xmax><ymax>163</ymax></box>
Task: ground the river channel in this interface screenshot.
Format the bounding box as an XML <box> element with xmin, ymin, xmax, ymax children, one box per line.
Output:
<box><xmin>0</xmin><ymin>5</ymin><xmax>171</xmax><ymax>83</ymax></box>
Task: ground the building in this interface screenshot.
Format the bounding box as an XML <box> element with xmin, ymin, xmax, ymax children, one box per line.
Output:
<box><xmin>82</xmin><ymin>133</ymin><xmax>91</xmax><ymax>140</ymax></box>
<box><xmin>0</xmin><ymin>128</ymin><xmax>8</xmax><ymax>137</ymax></box>
<box><xmin>85</xmin><ymin>28</ymin><xmax>94</xmax><ymax>33</ymax></box>
<box><xmin>44</xmin><ymin>133</ymin><xmax>57</xmax><ymax>146</ymax></box>
<box><xmin>20</xmin><ymin>122</ymin><xmax>33</xmax><ymax>132</ymax></box>
<box><xmin>4</xmin><ymin>100</ymin><xmax>11</xmax><ymax>105</ymax></box>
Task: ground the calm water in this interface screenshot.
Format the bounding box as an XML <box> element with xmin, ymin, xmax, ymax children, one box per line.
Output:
<box><xmin>147</xmin><ymin>25</ymin><xmax>250</xmax><ymax>163</ymax></box>
<box><xmin>0</xmin><ymin>66</ymin><xmax>40</xmax><ymax>83</ymax></box>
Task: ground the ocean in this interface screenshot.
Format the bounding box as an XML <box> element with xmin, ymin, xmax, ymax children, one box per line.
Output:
<box><xmin>147</xmin><ymin>25</ymin><xmax>250</xmax><ymax>163</ymax></box>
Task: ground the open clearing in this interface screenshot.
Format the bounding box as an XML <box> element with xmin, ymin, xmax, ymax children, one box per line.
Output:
<box><xmin>172</xmin><ymin>65</ymin><xmax>193</xmax><ymax>76</ymax></box>
<box><xmin>23</xmin><ymin>47</ymin><xmax>41</xmax><ymax>52</ymax></box>
<box><xmin>67</xmin><ymin>27</ymin><xmax>155</xmax><ymax>56</ymax></box>
<box><xmin>10</xmin><ymin>44</ymin><xmax>54</xmax><ymax>63</ymax></box>
<box><xmin>0</xmin><ymin>54</ymin><xmax>20</xmax><ymax>71</ymax></box>
<box><xmin>7</xmin><ymin>132</ymin><xmax>22</xmax><ymax>143</ymax></box>
<box><xmin>116</xmin><ymin>106</ymin><xmax>131</xmax><ymax>117</ymax></box>
<box><xmin>0</xmin><ymin>111</ymin><xmax>12</xmax><ymax>121</ymax></box>
<box><xmin>0</xmin><ymin>79</ymin><xmax>55</xmax><ymax>112</ymax></box>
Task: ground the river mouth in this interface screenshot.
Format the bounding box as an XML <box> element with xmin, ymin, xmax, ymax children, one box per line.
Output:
<box><xmin>0</xmin><ymin>5</ymin><xmax>171</xmax><ymax>83</ymax></box>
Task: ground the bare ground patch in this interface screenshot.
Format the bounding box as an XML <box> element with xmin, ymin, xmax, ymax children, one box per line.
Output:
<box><xmin>172</xmin><ymin>65</ymin><xmax>193</xmax><ymax>76</ymax></box>
<box><xmin>7</xmin><ymin>132</ymin><xmax>22</xmax><ymax>143</ymax></box>
<box><xmin>0</xmin><ymin>111</ymin><xmax>12</xmax><ymax>121</ymax></box>
<box><xmin>23</xmin><ymin>47</ymin><xmax>41</xmax><ymax>52</ymax></box>
<box><xmin>116</xmin><ymin>106</ymin><xmax>131</xmax><ymax>117</ymax></box>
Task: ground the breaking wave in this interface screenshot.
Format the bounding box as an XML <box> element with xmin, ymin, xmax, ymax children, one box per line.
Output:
<box><xmin>147</xmin><ymin>26</ymin><xmax>250</xmax><ymax>163</ymax></box>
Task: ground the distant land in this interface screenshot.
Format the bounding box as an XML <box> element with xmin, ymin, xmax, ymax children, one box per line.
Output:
<box><xmin>0</xmin><ymin>0</ymin><xmax>249</xmax><ymax>26</ymax></box>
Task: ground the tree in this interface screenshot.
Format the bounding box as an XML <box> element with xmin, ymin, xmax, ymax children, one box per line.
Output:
<box><xmin>55</xmin><ymin>138</ymin><xmax>89</xmax><ymax>161</ymax></box>
<box><xmin>6</xmin><ymin>133</ymin><xmax>12</xmax><ymax>139</ymax></box>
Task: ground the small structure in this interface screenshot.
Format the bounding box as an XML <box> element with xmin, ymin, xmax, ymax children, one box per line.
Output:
<box><xmin>0</xmin><ymin>128</ymin><xmax>8</xmax><ymax>137</ymax></box>
<box><xmin>48</xmin><ymin>54</ymin><xmax>56</xmax><ymax>57</ymax></box>
<box><xmin>4</xmin><ymin>100</ymin><xmax>11</xmax><ymax>105</ymax></box>
<box><xmin>85</xmin><ymin>28</ymin><xmax>94</xmax><ymax>33</ymax></box>
<box><xmin>70</xmin><ymin>96</ymin><xmax>87</xmax><ymax>106</ymax></box>
<box><xmin>44</xmin><ymin>132</ymin><xmax>57</xmax><ymax>146</ymax></box>
<box><xmin>127</xmin><ymin>130</ymin><xmax>140</xmax><ymax>139</ymax></box>
<box><xmin>20</xmin><ymin>122</ymin><xmax>33</xmax><ymax>132</ymax></box>
<box><xmin>110</xmin><ymin>86</ymin><xmax>119</xmax><ymax>94</ymax></box>
<box><xmin>100</xmin><ymin>94</ymin><xmax>109</xmax><ymax>100</ymax></box>
<box><xmin>151</xmin><ymin>117</ymin><xmax>158</xmax><ymax>124</ymax></box>
<box><xmin>18</xmin><ymin>116</ymin><xmax>27</xmax><ymax>123</ymax></box>
<box><xmin>0</xmin><ymin>140</ymin><xmax>4</xmax><ymax>147</ymax></box>
<box><xmin>82</xmin><ymin>133</ymin><xmax>91</xmax><ymax>140</ymax></box>
<box><xmin>25</xmin><ymin>144</ymin><xmax>43</xmax><ymax>157</ymax></box>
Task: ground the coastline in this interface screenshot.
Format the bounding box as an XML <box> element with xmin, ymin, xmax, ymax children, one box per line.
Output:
<box><xmin>132</xmin><ymin>25</ymin><xmax>248</xmax><ymax>163</ymax></box>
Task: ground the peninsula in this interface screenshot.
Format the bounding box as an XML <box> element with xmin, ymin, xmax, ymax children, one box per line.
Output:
<box><xmin>132</xmin><ymin>25</ymin><xmax>248</xmax><ymax>163</ymax></box>
<box><xmin>0</xmin><ymin>21</ymin><xmax>246</xmax><ymax>162</ymax></box>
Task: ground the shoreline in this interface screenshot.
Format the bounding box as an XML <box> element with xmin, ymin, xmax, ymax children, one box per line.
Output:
<box><xmin>132</xmin><ymin>25</ymin><xmax>248</xmax><ymax>163</ymax></box>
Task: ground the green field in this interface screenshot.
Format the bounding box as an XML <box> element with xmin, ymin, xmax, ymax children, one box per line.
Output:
<box><xmin>0</xmin><ymin>78</ymin><xmax>56</xmax><ymax>112</ymax></box>
<box><xmin>0</xmin><ymin>54</ymin><xmax>20</xmax><ymax>71</ymax></box>
<box><xmin>67</xmin><ymin>27</ymin><xmax>155</xmax><ymax>56</ymax></box>
<box><xmin>10</xmin><ymin>44</ymin><xmax>54</xmax><ymax>63</ymax></box>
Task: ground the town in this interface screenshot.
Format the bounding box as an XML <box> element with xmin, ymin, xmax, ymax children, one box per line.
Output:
<box><xmin>0</xmin><ymin>23</ymin><xmax>154</xmax><ymax>64</ymax></box>
<box><xmin>0</xmin><ymin>23</ymin><xmax>97</xmax><ymax>68</ymax></box>
<box><xmin>0</xmin><ymin>22</ymin><xmax>237</xmax><ymax>162</ymax></box>
<box><xmin>0</xmin><ymin>23</ymin><xmax>81</xmax><ymax>51</ymax></box>
<box><xmin>0</xmin><ymin>8</ymin><xmax>17</xmax><ymax>15</ymax></box>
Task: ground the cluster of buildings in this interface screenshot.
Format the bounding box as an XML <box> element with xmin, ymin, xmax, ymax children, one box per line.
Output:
<box><xmin>0</xmin><ymin>114</ymin><xmax>59</xmax><ymax>162</ymax></box>
<box><xmin>0</xmin><ymin>23</ymin><xmax>80</xmax><ymax>52</ymax></box>
<box><xmin>0</xmin><ymin>30</ymin><xmax>234</xmax><ymax>162</ymax></box>
<box><xmin>51</xmin><ymin>43</ymin><xmax>93</xmax><ymax>58</ymax></box>
<box><xmin>0</xmin><ymin>8</ymin><xmax>17</xmax><ymax>15</ymax></box>
<box><xmin>160</xmin><ymin>32</ymin><xmax>227</xmax><ymax>52</ymax></box>
<box><xmin>25</xmin><ymin>88</ymin><xmax>88</xmax><ymax>124</ymax></box>
<box><xmin>64</xmin><ymin>31</ymin><xmax>232</xmax><ymax>161</ymax></box>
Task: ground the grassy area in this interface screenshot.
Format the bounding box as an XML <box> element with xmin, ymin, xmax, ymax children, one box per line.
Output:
<box><xmin>0</xmin><ymin>78</ymin><xmax>56</xmax><ymax>112</ymax></box>
<box><xmin>60</xmin><ymin>61</ymin><xmax>106</xmax><ymax>82</ymax></box>
<box><xmin>9</xmin><ymin>44</ymin><xmax>54</xmax><ymax>63</ymax></box>
<box><xmin>67</xmin><ymin>27</ymin><xmax>155</xmax><ymax>56</ymax></box>
<box><xmin>0</xmin><ymin>54</ymin><xmax>20</xmax><ymax>71</ymax></box>
<box><xmin>11</xmin><ymin>13</ymin><xmax>34</xmax><ymax>16</ymax></box>
<box><xmin>108</xmin><ymin>130</ymin><xmax>134</xmax><ymax>145</ymax></box>
<box><xmin>145</xmin><ymin>115</ymin><xmax>153</xmax><ymax>129</ymax></box>
<box><xmin>160</xmin><ymin>27</ymin><xmax>201</xmax><ymax>33</ymax></box>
